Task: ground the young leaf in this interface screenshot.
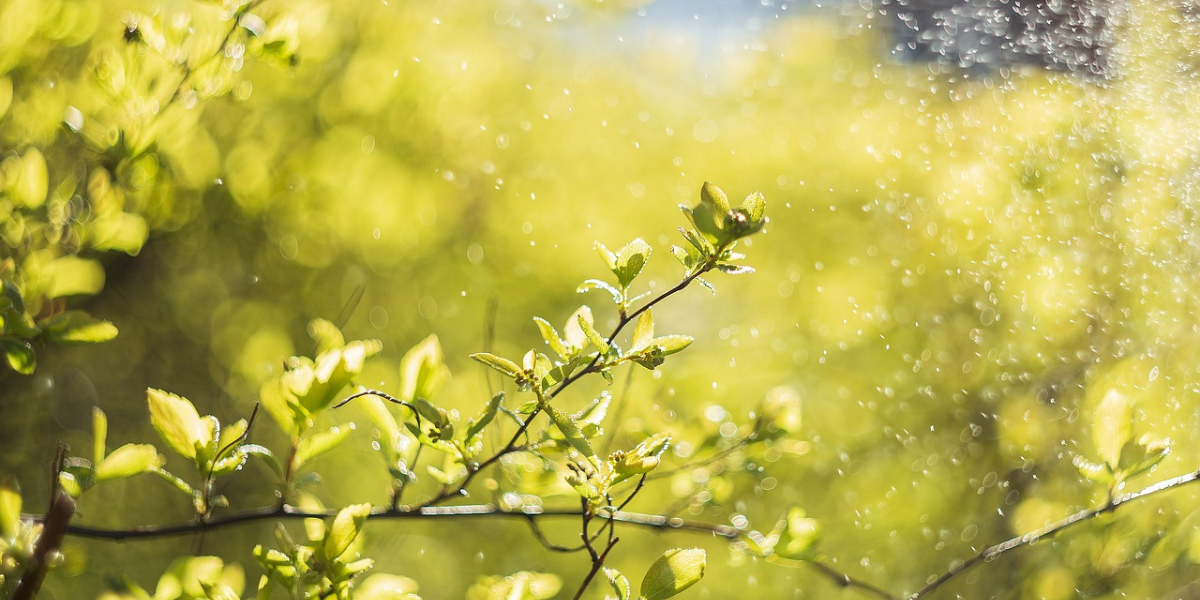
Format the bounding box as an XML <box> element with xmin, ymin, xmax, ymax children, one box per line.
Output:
<box><xmin>604</xmin><ymin>568</ymin><xmax>631</xmax><ymax>600</ymax></box>
<box><xmin>533</xmin><ymin>317</ymin><xmax>568</xmax><ymax>358</ymax></box>
<box><xmin>1</xmin><ymin>338</ymin><xmax>35</xmax><ymax>375</ymax></box>
<box><xmin>545</xmin><ymin>404</ymin><xmax>596</xmax><ymax>464</ymax></box>
<box><xmin>93</xmin><ymin>407</ymin><xmax>108</xmax><ymax>465</ymax></box>
<box><xmin>577</xmin><ymin>279</ymin><xmax>623</xmax><ymax>306</ymax></box>
<box><xmin>577</xmin><ymin>312</ymin><xmax>610</xmax><ymax>354</ymax></box>
<box><xmin>466</xmin><ymin>392</ymin><xmax>504</xmax><ymax>446</ymax></box>
<box><xmin>294</xmin><ymin>424</ymin><xmax>354</xmax><ymax>469</ymax></box>
<box><xmin>563</xmin><ymin>305</ymin><xmax>595</xmax><ymax>350</ymax></box>
<box><xmin>594</xmin><ymin>241</ymin><xmax>618</xmax><ymax>271</ymax></box>
<box><xmin>640</xmin><ymin>548</ymin><xmax>706</xmax><ymax>600</ymax></box>
<box><xmin>613</xmin><ymin>238</ymin><xmax>651</xmax><ymax>288</ymax></box>
<box><xmin>399</xmin><ymin>334</ymin><xmax>449</xmax><ymax>401</ymax></box>
<box><xmin>470</xmin><ymin>352</ymin><xmax>522</xmax><ymax>379</ymax></box>
<box><xmin>308</xmin><ymin>318</ymin><xmax>346</xmax><ymax>355</ymax></box>
<box><xmin>1093</xmin><ymin>389</ymin><xmax>1133</xmax><ymax>470</ymax></box>
<box><xmin>323</xmin><ymin>503</ymin><xmax>372</xmax><ymax>560</ymax></box>
<box><xmin>631</xmin><ymin>310</ymin><xmax>654</xmax><ymax>352</ymax></box>
<box><xmin>773</xmin><ymin>507</ymin><xmax>822</xmax><ymax>561</ymax></box>
<box><xmin>147</xmin><ymin>389</ymin><xmax>209</xmax><ymax>460</ymax></box>
<box><xmin>357</xmin><ymin>573</ymin><xmax>421</xmax><ymax>600</ymax></box>
<box><xmin>96</xmin><ymin>444</ymin><xmax>162</xmax><ymax>482</ymax></box>
<box><xmin>653</xmin><ymin>335</ymin><xmax>693</xmax><ymax>356</ymax></box>
<box><xmin>41</xmin><ymin>310</ymin><xmax>119</xmax><ymax>344</ymax></box>
<box><xmin>0</xmin><ymin>479</ymin><xmax>20</xmax><ymax>540</ymax></box>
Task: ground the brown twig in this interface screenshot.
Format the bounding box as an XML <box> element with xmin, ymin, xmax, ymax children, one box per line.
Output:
<box><xmin>13</xmin><ymin>444</ymin><xmax>76</xmax><ymax>600</ymax></box>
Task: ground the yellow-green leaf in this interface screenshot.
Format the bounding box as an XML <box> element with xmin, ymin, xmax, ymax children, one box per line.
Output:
<box><xmin>96</xmin><ymin>444</ymin><xmax>162</xmax><ymax>481</ymax></box>
<box><xmin>148</xmin><ymin>388</ymin><xmax>209</xmax><ymax>460</ymax></box>
<box><xmin>640</xmin><ymin>548</ymin><xmax>706</xmax><ymax>600</ymax></box>
<box><xmin>42</xmin><ymin>310</ymin><xmax>119</xmax><ymax>344</ymax></box>
<box><xmin>0</xmin><ymin>479</ymin><xmax>20</xmax><ymax>540</ymax></box>
<box><xmin>323</xmin><ymin>503</ymin><xmax>372</xmax><ymax>560</ymax></box>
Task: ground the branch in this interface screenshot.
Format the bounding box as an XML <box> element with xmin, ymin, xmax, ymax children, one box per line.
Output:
<box><xmin>43</xmin><ymin>504</ymin><xmax>740</xmax><ymax>541</ymax></box>
<box><xmin>908</xmin><ymin>467</ymin><xmax>1200</xmax><ymax>599</ymax></box>
<box><xmin>416</xmin><ymin>247</ymin><xmax>731</xmax><ymax>509</ymax></box>
<box><xmin>13</xmin><ymin>445</ymin><xmax>75</xmax><ymax>600</ymax></box>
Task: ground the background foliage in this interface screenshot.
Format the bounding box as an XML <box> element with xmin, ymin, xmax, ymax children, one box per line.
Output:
<box><xmin>3</xmin><ymin>0</ymin><xmax>1200</xmax><ymax>598</ymax></box>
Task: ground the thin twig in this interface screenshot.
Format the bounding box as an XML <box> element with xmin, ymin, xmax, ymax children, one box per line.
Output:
<box><xmin>45</xmin><ymin>504</ymin><xmax>739</xmax><ymax>540</ymax></box>
<box><xmin>908</xmin><ymin>468</ymin><xmax>1200</xmax><ymax>599</ymax></box>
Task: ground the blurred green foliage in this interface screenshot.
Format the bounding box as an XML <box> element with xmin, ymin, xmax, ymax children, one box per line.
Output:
<box><xmin>3</xmin><ymin>0</ymin><xmax>1200</xmax><ymax>598</ymax></box>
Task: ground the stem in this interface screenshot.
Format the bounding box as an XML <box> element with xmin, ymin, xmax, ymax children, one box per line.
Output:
<box><xmin>418</xmin><ymin>250</ymin><xmax>727</xmax><ymax>509</ymax></box>
<box><xmin>13</xmin><ymin>445</ymin><xmax>75</xmax><ymax>600</ymax></box>
<box><xmin>908</xmin><ymin>467</ymin><xmax>1200</xmax><ymax>599</ymax></box>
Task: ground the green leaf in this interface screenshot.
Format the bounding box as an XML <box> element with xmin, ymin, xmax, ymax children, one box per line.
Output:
<box><xmin>613</xmin><ymin>238</ymin><xmax>651</xmax><ymax>288</ymax></box>
<box><xmin>1093</xmin><ymin>389</ymin><xmax>1133</xmax><ymax>470</ymax></box>
<box><xmin>741</xmin><ymin>191</ymin><xmax>766</xmax><ymax>223</ymax></box>
<box><xmin>594</xmin><ymin>241</ymin><xmax>618</xmax><ymax>271</ymax></box>
<box><xmin>42</xmin><ymin>310</ymin><xmax>119</xmax><ymax>344</ymax></box>
<box><xmin>631</xmin><ymin>310</ymin><xmax>654</xmax><ymax>352</ymax></box>
<box><xmin>14</xmin><ymin>147</ymin><xmax>48</xmax><ymax>208</ymax></box>
<box><xmin>640</xmin><ymin>548</ymin><xmax>706</xmax><ymax>600</ymax></box>
<box><xmin>714</xmin><ymin>264</ymin><xmax>754</xmax><ymax>275</ymax></box>
<box><xmin>147</xmin><ymin>389</ymin><xmax>209</xmax><ymax>460</ymax></box>
<box><xmin>577</xmin><ymin>312</ymin><xmax>609</xmax><ymax>354</ymax></box>
<box><xmin>563</xmin><ymin>306</ymin><xmax>594</xmax><ymax>350</ymax></box>
<box><xmin>577</xmin><ymin>279</ymin><xmax>623</xmax><ymax>305</ymax></box>
<box><xmin>545</xmin><ymin>404</ymin><xmax>596</xmax><ymax>464</ymax></box>
<box><xmin>653</xmin><ymin>335</ymin><xmax>693</xmax><ymax>355</ymax></box>
<box><xmin>773</xmin><ymin>507</ymin><xmax>821</xmax><ymax>561</ymax></box>
<box><xmin>470</xmin><ymin>352</ymin><xmax>522</xmax><ymax>379</ymax></box>
<box><xmin>533</xmin><ymin>317</ymin><xmax>568</xmax><ymax>357</ymax></box>
<box><xmin>466</xmin><ymin>392</ymin><xmax>504</xmax><ymax>446</ymax></box>
<box><xmin>43</xmin><ymin>256</ymin><xmax>105</xmax><ymax>298</ymax></box>
<box><xmin>0</xmin><ymin>479</ymin><xmax>20</xmax><ymax>540</ymax></box>
<box><xmin>1</xmin><ymin>337</ymin><xmax>35</xmax><ymax>374</ymax></box>
<box><xmin>399</xmin><ymin>334</ymin><xmax>449</xmax><ymax>401</ymax></box>
<box><xmin>96</xmin><ymin>444</ymin><xmax>162</xmax><ymax>481</ymax></box>
<box><xmin>93</xmin><ymin>407</ymin><xmax>108</xmax><ymax>465</ymax></box>
<box><xmin>308</xmin><ymin>318</ymin><xmax>345</xmax><ymax>355</ymax></box>
<box><xmin>324</xmin><ymin>503</ymin><xmax>372</xmax><ymax>560</ymax></box>
<box><xmin>357</xmin><ymin>573</ymin><xmax>421</xmax><ymax>600</ymax></box>
<box><xmin>294</xmin><ymin>424</ymin><xmax>354</xmax><ymax>469</ymax></box>
<box><xmin>604</xmin><ymin>568</ymin><xmax>631</xmax><ymax>600</ymax></box>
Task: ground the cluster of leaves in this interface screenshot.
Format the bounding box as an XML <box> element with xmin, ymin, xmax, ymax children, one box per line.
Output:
<box><xmin>0</xmin><ymin>0</ymin><xmax>299</xmax><ymax>375</ymax></box>
<box><xmin>1073</xmin><ymin>388</ymin><xmax>1171</xmax><ymax>498</ymax></box>
<box><xmin>1</xmin><ymin>182</ymin><xmax>780</xmax><ymax>600</ymax></box>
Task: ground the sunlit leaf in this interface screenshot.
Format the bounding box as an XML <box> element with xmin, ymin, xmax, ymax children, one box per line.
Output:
<box><xmin>533</xmin><ymin>317</ymin><xmax>568</xmax><ymax>357</ymax></box>
<box><xmin>399</xmin><ymin>334</ymin><xmax>449</xmax><ymax>401</ymax></box>
<box><xmin>614</xmin><ymin>238</ymin><xmax>651</xmax><ymax>288</ymax></box>
<box><xmin>1</xmin><ymin>338</ymin><xmax>35</xmax><ymax>374</ymax></box>
<box><xmin>640</xmin><ymin>548</ymin><xmax>706</xmax><ymax>600</ymax></box>
<box><xmin>773</xmin><ymin>507</ymin><xmax>821</xmax><ymax>561</ymax></box>
<box><xmin>323</xmin><ymin>503</ymin><xmax>372</xmax><ymax>560</ymax></box>
<box><xmin>631</xmin><ymin>310</ymin><xmax>654</xmax><ymax>351</ymax></box>
<box><xmin>545</xmin><ymin>404</ymin><xmax>596</xmax><ymax>464</ymax></box>
<box><xmin>604</xmin><ymin>568</ymin><xmax>631</xmax><ymax>600</ymax></box>
<box><xmin>93</xmin><ymin>406</ymin><xmax>108</xmax><ymax>464</ymax></box>
<box><xmin>1093</xmin><ymin>389</ymin><xmax>1133</xmax><ymax>470</ymax></box>
<box><xmin>470</xmin><ymin>352</ymin><xmax>522</xmax><ymax>379</ymax></box>
<box><xmin>577</xmin><ymin>279</ymin><xmax>623</xmax><ymax>306</ymax></box>
<box><xmin>147</xmin><ymin>388</ymin><xmax>209</xmax><ymax>460</ymax></box>
<box><xmin>357</xmin><ymin>573</ymin><xmax>421</xmax><ymax>600</ymax></box>
<box><xmin>0</xmin><ymin>479</ymin><xmax>20</xmax><ymax>540</ymax></box>
<box><xmin>42</xmin><ymin>310</ymin><xmax>119</xmax><ymax>344</ymax></box>
<box><xmin>294</xmin><ymin>424</ymin><xmax>354</xmax><ymax>469</ymax></box>
<box><xmin>466</xmin><ymin>392</ymin><xmax>504</xmax><ymax>446</ymax></box>
<box><xmin>96</xmin><ymin>444</ymin><xmax>162</xmax><ymax>481</ymax></box>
